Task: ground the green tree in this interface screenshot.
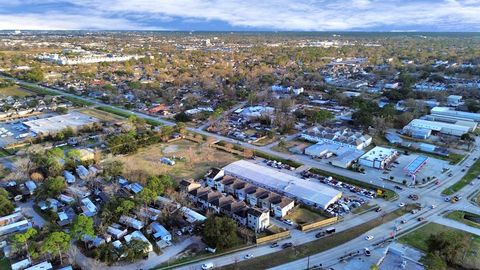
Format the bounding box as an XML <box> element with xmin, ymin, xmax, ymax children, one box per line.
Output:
<box><xmin>12</xmin><ymin>228</ymin><xmax>37</xmax><ymax>260</ymax></box>
<box><xmin>426</xmin><ymin>231</ymin><xmax>470</xmax><ymax>266</ymax></box>
<box><xmin>202</xmin><ymin>216</ymin><xmax>239</xmax><ymax>250</ymax></box>
<box><xmin>70</xmin><ymin>215</ymin><xmax>95</xmax><ymax>241</ymax></box>
<box><xmin>306</xmin><ymin>109</ymin><xmax>333</xmax><ymax>125</ymax></box>
<box><xmin>41</xmin><ymin>232</ymin><xmax>71</xmax><ymax>265</ymax></box>
<box><xmin>102</xmin><ymin>160</ymin><xmax>124</xmax><ymax>179</ymax></box>
<box><xmin>0</xmin><ymin>188</ymin><xmax>14</xmax><ymax>216</ymax></box>
<box><xmin>123</xmin><ymin>239</ymin><xmax>149</xmax><ymax>262</ymax></box>
<box><xmin>137</xmin><ymin>187</ymin><xmax>157</xmax><ymax>205</ymax></box>
<box><xmin>37</xmin><ymin>176</ymin><xmax>66</xmax><ymax>199</ymax></box>
<box><xmin>115</xmin><ymin>199</ymin><xmax>136</xmax><ymax>216</ymax></box>
<box><xmin>421</xmin><ymin>253</ymin><xmax>447</xmax><ymax>270</ymax></box>
<box><xmin>67</xmin><ymin>149</ymin><xmax>82</xmax><ymax>162</ymax></box>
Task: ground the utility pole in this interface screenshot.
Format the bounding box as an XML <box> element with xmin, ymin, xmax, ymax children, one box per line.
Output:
<box><xmin>307</xmin><ymin>255</ymin><xmax>310</xmax><ymax>269</ymax></box>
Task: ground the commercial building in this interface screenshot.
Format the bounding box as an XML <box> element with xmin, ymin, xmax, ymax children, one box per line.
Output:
<box><xmin>223</xmin><ymin>160</ymin><xmax>342</xmax><ymax>209</ymax></box>
<box><xmin>403</xmin><ymin>118</ymin><xmax>472</xmax><ymax>137</ymax></box>
<box><xmin>431</xmin><ymin>106</ymin><xmax>480</xmax><ymax>122</ymax></box>
<box><xmin>304</xmin><ymin>141</ymin><xmax>365</xmax><ymax>168</ymax></box>
<box><xmin>404</xmin><ymin>156</ymin><xmax>429</xmax><ymax>176</ymax></box>
<box><xmin>359</xmin><ymin>147</ymin><xmax>398</xmax><ymax>169</ymax></box>
<box><xmin>447</xmin><ymin>95</ymin><xmax>463</xmax><ymax>107</ymax></box>
<box><xmin>23</xmin><ymin>112</ymin><xmax>99</xmax><ymax>136</ymax></box>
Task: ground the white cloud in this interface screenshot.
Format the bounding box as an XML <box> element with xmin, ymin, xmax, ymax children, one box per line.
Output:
<box><xmin>1</xmin><ymin>0</ymin><xmax>480</xmax><ymax>30</ymax></box>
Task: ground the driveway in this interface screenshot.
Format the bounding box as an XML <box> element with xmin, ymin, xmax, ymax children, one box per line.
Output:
<box><xmin>18</xmin><ymin>200</ymin><xmax>46</xmax><ymax>228</ymax></box>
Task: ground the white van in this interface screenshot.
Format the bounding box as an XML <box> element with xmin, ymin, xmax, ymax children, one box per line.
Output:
<box><xmin>201</xmin><ymin>262</ymin><xmax>214</xmax><ymax>269</ymax></box>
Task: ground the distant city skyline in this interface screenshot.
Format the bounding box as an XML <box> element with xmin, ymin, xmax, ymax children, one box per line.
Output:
<box><xmin>1</xmin><ymin>0</ymin><xmax>480</xmax><ymax>32</ymax></box>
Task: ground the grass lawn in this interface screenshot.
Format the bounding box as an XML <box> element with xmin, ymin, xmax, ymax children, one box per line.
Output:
<box><xmin>399</xmin><ymin>222</ymin><xmax>480</xmax><ymax>269</ymax></box>
<box><xmin>445</xmin><ymin>211</ymin><xmax>480</xmax><ymax>229</ymax></box>
<box><xmin>284</xmin><ymin>206</ymin><xmax>327</xmax><ymax>225</ymax></box>
<box><xmin>218</xmin><ymin>204</ymin><xmax>419</xmax><ymax>270</ymax></box>
<box><xmin>97</xmin><ymin>106</ymin><xmax>163</xmax><ymax>126</ymax></box>
<box><xmin>0</xmin><ymin>85</ymin><xmax>32</xmax><ymax>97</ymax></box>
<box><xmin>351</xmin><ymin>203</ymin><xmax>377</xmax><ymax>214</ymax></box>
<box><xmin>0</xmin><ymin>257</ymin><xmax>11</xmax><ymax>270</ymax></box>
<box><xmin>308</xmin><ymin>168</ymin><xmax>397</xmax><ymax>201</ymax></box>
<box><xmin>79</xmin><ymin>108</ymin><xmax>126</xmax><ymax>122</ymax></box>
<box><xmin>109</xmin><ymin>139</ymin><xmax>239</xmax><ymax>183</ymax></box>
<box><xmin>442</xmin><ymin>157</ymin><xmax>480</xmax><ymax>195</ymax></box>
<box><xmin>271</xmin><ymin>140</ymin><xmax>313</xmax><ymax>154</ymax></box>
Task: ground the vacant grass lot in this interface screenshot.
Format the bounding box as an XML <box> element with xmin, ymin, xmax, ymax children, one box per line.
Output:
<box><xmin>445</xmin><ymin>211</ymin><xmax>480</xmax><ymax>229</ymax></box>
<box><xmin>79</xmin><ymin>108</ymin><xmax>126</xmax><ymax>122</ymax></box>
<box><xmin>219</xmin><ymin>204</ymin><xmax>419</xmax><ymax>270</ymax></box>
<box><xmin>0</xmin><ymin>85</ymin><xmax>32</xmax><ymax>97</ymax></box>
<box><xmin>110</xmin><ymin>139</ymin><xmax>239</xmax><ymax>183</ymax></box>
<box><xmin>442</xmin><ymin>157</ymin><xmax>480</xmax><ymax>195</ymax></box>
<box><xmin>399</xmin><ymin>222</ymin><xmax>480</xmax><ymax>269</ymax></box>
<box><xmin>284</xmin><ymin>206</ymin><xmax>327</xmax><ymax>225</ymax></box>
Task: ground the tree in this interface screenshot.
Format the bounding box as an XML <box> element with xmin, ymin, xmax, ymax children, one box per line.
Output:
<box><xmin>202</xmin><ymin>216</ymin><xmax>239</xmax><ymax>250</ymax></box>
<box><xmin>146</xmin><ymin>175</ymin><xmax>173</xmax><ymax>195</ymax></box>
<box><xmin>70</xmin><ymin>215</ymin><xmax>95</xmax><ymax>241</ymax></box>
<box><xmin>306</xmin><ymin>109</ymin><xmax>333</xmax><ymax>125</ymax></box>
<box><xmin>67</xmin><ymin>149</ymin><xmax>82</xmax><ymax>162</ymax></box>
<box><xmin>0</xmin><ymin>188</ymin><xmax>14</xmax><ymax>216</ymax></box>
<box><xmin>37</xmin><ymin>176</ymin><xmax>66</xmax><ymax>199</ymax></box>
<box><xmin>123</xmin><ymin>239</ymin><xmax>149</xmax><ymax>262</ymax></box>
<box><xmin>137</xmin><ymin>187</ymin><xmax>157</xmax><ymax>205</ymax></box>
<box><xmin>426</xmin><ymin>231</ymin><xmax>470</xmax><ymax>266</ymax></box>
<box><xmin>115</xmin><ymin>199</ymin><xmax>136</xmax><ymax>216</ymax></box>
<box><xmin>41</xmin><ymin>232</ymin><xmax>71</xmax><ymax>265</ymax></box>
<box><xmin>102</xmin><ymin>160</ymin><xmax>124</xmax><ymax>179</ymax></box>
<box><xmin>12</xmin><ymin>228</ymin><xmax>37</xmax><ymax>260</ymax></box>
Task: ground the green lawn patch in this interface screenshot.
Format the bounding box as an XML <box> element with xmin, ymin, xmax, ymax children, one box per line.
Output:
<box><xmin>97</xmin><ymin>106</ymin><xmax>163</xmax><ymax>126</ymax></box>
<box><xmin>253</xmin><ymin>150</ymin><xmax>303</xmax><ymax>168</ymax></box>
<box><xmin>0</xmin><ymin>257</ymin><xmax>11</xmax><ymax>270</ymax></box>
<box><xmin>63</xmin><ymin>95</ymin><xmax>94</xmax><ymax>106</ymax></box>
<box><xmin>308</xmin><ymin>168</ymin><xmax>397</xmax><ymax>201</ymax></box>
<box><xmin>445</xmin><ymin>211</ymin><xmax>480</xmax><ymax>229</ymax></box>
<box><xmin>19</xmin><ymin>84</ymin><xmax>59</xmax><ymax>96</ymax></box>
<box><xmin>442</xmin><ymin>157</ymin><xmax>480</xmax><ymax>195</ymax></box>
<box><xmin>399</xmin><ymin>222</ymin><xmax>480</xmax><ymax>269</ymax></box>
<box><xmin>351</xmin><ymin>203</ymin><xmax>377</xmax><ymax>214</ymax></box>
<box><xmin>284</xmin><ymin>205</ymin><xmax>328</xmax><ymax>225</ymax></box>
<box><xmin>218</xmin><ymin>204</ymin><xmax>419</xmax><ymax>270</ymax></box>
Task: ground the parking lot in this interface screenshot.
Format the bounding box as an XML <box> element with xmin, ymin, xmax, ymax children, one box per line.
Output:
<box><xmin>373</xmin><ymin>153</ymin><xmax>450</xmax><ymax>186</ymax></box>
<box><xmin>0</xmin><ymin>113</ymin><xmax>56</xmax><ymax>147</ymax></box>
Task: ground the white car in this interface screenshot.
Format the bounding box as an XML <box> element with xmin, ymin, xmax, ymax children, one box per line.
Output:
<box><xmin>398</xmin><ymin>203</ymin><xmax>405</xmax><ymax>207</ymax></box>
<box><xmin>201</xmin><ymin>262</ymin><xmax>214</xmax><ymax>270</ymax></box>
<box><xmin>365</xmin><ymin>235</ymin><xmax>374</xmax><ymax>241</ymax></box>
<box><xmin>283</xmin><ymin>219</ymin><xmax>294</xmax><ymax>226</ymax></box>
<box><xmin>431</xmin><ymin>204</ymin><xmax>437</xmax><ymax>209</ymax></box>
<box><xmin>244</xmin><ymin>254</ymin><xmax>254</xmax><ymax>259</ymax></box>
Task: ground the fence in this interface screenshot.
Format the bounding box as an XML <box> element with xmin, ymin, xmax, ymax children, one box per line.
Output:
<box><xmin>299</xmin><ymin>216</ymin><xmax>338</xmax><ymax>232</ymax></box>
<box><xmin>255</xmin><ymin>230</ymin><xmax>290</xmax><ymax>244</ymax></box>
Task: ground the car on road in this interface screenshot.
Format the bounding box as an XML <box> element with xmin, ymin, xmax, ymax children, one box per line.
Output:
<box><xmin>375</xmin><ymin>207</ymin><xmax>382</xmax><ymax>212</ymax></box>
<box><xmin>435</xmin><ymin>180</ymin><xmax>440</xmax><ymax>185</ymax></box>
<box><xmin>283</xmin><ymin>219</ymin><xmax>294</xmax><ymax>226</ymax></box>
<box><xmin>201</xmin><ymin>262</ymin><xmax>214</xmax><ymax>269</ymax></box>
<box><xmin>455</xmin><ymin>195</ymin><xmax>463</xmax><ymax>201</ymax></box>
<box><xmin>270</xmin><ymin>242</ymin><xmax>279</xmax><ymax>248</ymax></box>
<box><xmin>401</xmin><ymin>219</ymin><xmax>407</xmax><ymax>224</ymax></box>
<box><xmin>364</xmin><ymin>248</ymin><xmax>371</xmax><ymax>256</ymax></box>
<box><xmin>282</xmin><ymin>242</ymin><xmax>293</xmax><ymax>249</ymax></box>
<box><xmin>431</xmin><ymin>204</ymin><xmax>437</xmax><ymax>209</ymax></box>
<box><xmin>244</xmin><ymin>254</ymin><xmax>254</xmax><ymax>259</ymax></box>
<box><xmin>444</xmin><ymin>197</ymin><xmax>450</xmax><ymax>202</ymax></box>
<box><xmin>315</xmin><ymin>232</ymin><xmax>326</xmax><ymax>238</ymax></box>
<box><xmin>462</xmin><ymin>169</ymin><xmax>466</xmax><ymax>172</ymax></box>
<box><xmin>394</xmin><ymin>185</ymin><xmax>403</xmax><ymax>190</ymax></box>
<box><xmin>408</xmin><ymin>194</ymin><xmax>419</xmax><ymax>201</ymax></box>
<box><xmin>417</xmin><ymin>217</ymin><xmax>425</xmax><ymax>221</ymax></box>
<box><xmin>398</xmin><ymin>202</ymin><xmax>405</xmax><ymax>207</ymax></box>
<box><xmin>365</xmin><ymin>235</ymin><xmax>374</xmax><ymax>241</ymax></box>
<box><xmin>471</xmin><ymin>181</ymin><xmax>476</xmax><ymax>186</ymax></box>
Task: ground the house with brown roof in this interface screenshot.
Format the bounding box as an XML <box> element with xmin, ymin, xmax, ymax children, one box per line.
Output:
<box><xmin>232</xmin><ymin>207</ymin><xmax>248</xmax><ymax>226</ymax></box>
<box><xmin>205</xmin><ymin>168</ymin><xmax>224</xmax><ymax>187</ymax></box>
<box><xmin>270</xmin><ymin>197</ymin><xmax>295</xmax><ymax>217</ymax></box>
<box><xmin>220</xmin><ymin>201</ymin><xmax>247</xmax><ymax>217</ymax></box>
<box><xmin>197</xmin><ymin>190</ymin><xmax>223</xmax><ymax>210</ymax></box>
<box><xmin>214</xmin><ymin>175</ymin><xmax>236</xmax><ymax>192</ymax></box>
<box><xmin>179</xmin><ymin>178</ymin><xmax>201</xmax><ymax>192</ymax></box>
<box><xmin>246</xmin><ymin>188</ymin><xmax>268</xmax><ymax>207</ymax></box>
<box><xmin>209</xmin><ymin>195</ymin><xmax>235</xmax><ymax>214</ymax></box>
<box><xmin>187</xmin><ymin>187</ymin><xmax>211</xmax><ymax>203</ymax></box>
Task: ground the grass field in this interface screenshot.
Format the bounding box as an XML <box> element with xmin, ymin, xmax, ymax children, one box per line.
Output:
<box><xmin>79</xmin><ymin>108</ymin><xmax>126</xmax><ymax>122</ymax></box>
<box><xmin>284</xmin><ymin>206</ymin><xmax>327</xmax><ymax>225</ymax></box>
<box><xmin>442</xmin><ymin>157</ymin><xmax>480</xmax><ymax>195</ymax></box>
<box><xmin>218</xmin><ymin>204</ymin><xmax>419</xmax><ymax>270</ymax></box>
<box><xmin>109</xmin><ymin>139</ymin><xmax>239</xmax><ymax>183</ymax></box>
<box><xmin>0</xmin><ymin>85</ymin><xmax>32</xmax><ymax>97</ymax></box>
<box><xmin>96</xmin><ymin>106</ymin><xmax>163</xmax><ymax>126</ymax></box>
<box><xmin>0</xmin><ymin>257</ymin><xmax>11</xmax><ymax>270</ymax></box>
<box><xmin>445</xmin><ymin>211</ymin><xmax>480</xmax><ymax>229</ymax></box>
<box><xmin>399</xmin><ymin>222</ymin><xmax>480</xmax><ymax>269</ymax></box>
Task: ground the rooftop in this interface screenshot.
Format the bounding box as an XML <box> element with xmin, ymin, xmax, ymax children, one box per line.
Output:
<box><xmin>23</xmin><ymin>112</ymin><xmax>99</xmax><ymax>135</ymax></box>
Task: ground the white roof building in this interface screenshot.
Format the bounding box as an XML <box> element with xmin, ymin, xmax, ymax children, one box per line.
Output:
<box><xmin>404</xmin><ymin>118</ymin><xmax>472</xmax><ymax>137</ymax></box>
<box><xmin>223</xmin><ymin>160</ymin><xmax>342</xmax><ymax>209</ymax></box>
<box><xmin>359</xmin><ymin>146</ymin><xmax>398</xmax><ymax>170</ymax></box>
<box><xmin>431</xmin><ymin>106</ymin><xmax>480</xmax><ymax>122</ymax></box>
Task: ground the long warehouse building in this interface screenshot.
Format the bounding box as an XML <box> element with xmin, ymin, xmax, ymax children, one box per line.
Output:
<box><xmin>223</xmin><ymin>160</ymin><xmax>342</xmax><ymax>209</ymax></box>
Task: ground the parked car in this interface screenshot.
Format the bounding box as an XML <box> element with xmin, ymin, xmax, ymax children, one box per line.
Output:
<box><xmin>270</xmin><ymin>242</ymin><xmax>279</xmax><ymax>248</ymax></box>
<box><xmin>398</xmin><ymin>202</ymin><xmax>405</xmax><ymax>207</ymax></box>
<box><xmin>365</xmin><ymin>235</ymin><xmax>374</xmax><ymax>241</ymax></box>
<box><xmin>282</xmin><ymin>242</ymin><xmax>293</xmax><ymax>249</ymax></box>
<box><xmin>283</xmin><ymin>219</ymin><xmax>294</xmax><ymax>226</ymax></box>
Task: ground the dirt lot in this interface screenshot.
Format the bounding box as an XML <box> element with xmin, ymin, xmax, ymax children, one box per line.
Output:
<box><xmin>284</xmin><ymin>206</ymin><xmax>328</xmax><ymax>225</ymax></box>
<box><xmin>110</xmin><ymin>139</ymin><xmax>239</xmax><ymax>183</ymax></box>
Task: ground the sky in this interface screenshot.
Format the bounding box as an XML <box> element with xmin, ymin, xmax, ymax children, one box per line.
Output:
<box><xmin>1</xmin><ymin>0</ymin><xmax>480</xmax><ymax>31</ymax></box>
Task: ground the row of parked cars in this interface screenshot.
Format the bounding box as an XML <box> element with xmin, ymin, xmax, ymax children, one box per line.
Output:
<box><xmin>263</xmin><ymin>159</ymin><xmax>295</xmax><ymax>171</ymax></box>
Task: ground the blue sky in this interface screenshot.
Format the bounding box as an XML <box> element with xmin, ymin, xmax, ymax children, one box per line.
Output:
<box><xmin>1</xmin><ymin>0</ymin><xmax>480</xmax><ymax>31</ymax></box>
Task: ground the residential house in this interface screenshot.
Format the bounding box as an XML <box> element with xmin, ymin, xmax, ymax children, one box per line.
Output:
<box><xmin>187</xmin><ymin>187</ymin><xmax>211</xmax><ymax>203</ymax></box>
<box><xmin>209</xmin><ymin>195</ymin><xmax>235</xmax><ymax>214</ymax></box>
<box><xmin>205</xmin><ymin>168</ymin><xmax>224</xmax><ymax>187</ymax></box>
<box><xmin>197</xmin><ymin>190</ymin><xmax>222</xmax><ymax>210</ymax></box>
<box><xmin>148</xmin><ymin>222</ymin><xmax>172</xmax><ymax>242</ymax></box>
<box><xmin>247</xmin><ymin>208</ymin><xmax>270</xmax><ymax>232</ymax></box>
<box><xmin>107</xmin><ymin>224</ymin><xmax>128</xmax><ymax>239</ymax></box>
<box><xmin>80</xmin><ymin>198</ymin><xmax>97</xmax><ymax>217</ymax></box>
<box><xmin>179</xmin><ymin>178</ymin><xmax>201</xmax><ymax>192</ymax></box>
<box><xmin>270</xmin><ymin>197</ymin><xmax>295</xmax><ymax>217</ymax></box>
<box><xmin>232</xmin><ymin>207</ymin><xmax>248</xmax><ymax>226</ymax></box>
<box><xmin>246</xmin><ymin>188</ymin><xmax>268</xmax><ymax>207</ymax></box>
<box><xmin>119</xmin><ymin>215</ymin><xmax>144</xmax><ymax>230</ymax></box>
<box><xmin>124</xmin><ymin>231</ymin><xmax>153</xmax><ymax>253</ymax></box>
